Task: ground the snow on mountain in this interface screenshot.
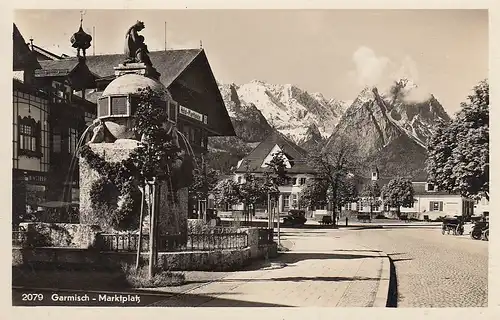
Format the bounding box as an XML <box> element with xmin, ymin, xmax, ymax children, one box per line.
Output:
<box><xmin>219</xmin><ymin>80</ymin><xmax>347</xmax><ymax>144</ymax></box>
<box><xmin>327</xmin><ymin>79</ymin><xmax>451</xmax><ymax>178</ymax></box>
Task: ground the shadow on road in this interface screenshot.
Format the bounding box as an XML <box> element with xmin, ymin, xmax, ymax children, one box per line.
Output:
<box><xmin>391</xmin><ymin>258</ymin><xmax>413</xmax><ymax>263</ymax></box>
<box><xmin>277</xmin><ymin>252</ymin><xmax>379</xmax><ymax>265</ymax></box>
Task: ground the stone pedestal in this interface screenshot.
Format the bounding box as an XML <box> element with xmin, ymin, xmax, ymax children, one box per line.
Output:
<box><xmin>114</xmin><ymin>63</ymin><xmax>160</xmax><ymax>80</ymax></box>
<box><xmin>79</xmin><ymin>140</ymin><xmax>188</xmax><ymax>237</ymax></box>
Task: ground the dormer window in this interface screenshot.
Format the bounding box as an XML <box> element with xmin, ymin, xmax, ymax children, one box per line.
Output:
<box><xmin>426</xmin><ymin>183</ymin><xmax>435</xmax><ymax>192</ymax></box>
<box><xmin>51</xmin><ymin>81</ymin><xmax>71</xmax><ymax>103</ymax></box>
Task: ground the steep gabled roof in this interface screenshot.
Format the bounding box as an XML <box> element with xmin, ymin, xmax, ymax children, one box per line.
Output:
<box><xmin>31</xmin><ymin>44</ymin><xmax>64</xmax><ymax>60</ymax></box>
<box><xmin>235</xmin><ymin>130</ymin><xmax>315</xmax><ymax>174</ymax></box>
<box><xmin>13</xmin><ymin>23</ymin><xmax>40</xmax><ymax>71</ymax></box>
<box><xmin>83</xmin><ymin>49</ymin><xmax>202</xmax><ymax>88</ymax></box>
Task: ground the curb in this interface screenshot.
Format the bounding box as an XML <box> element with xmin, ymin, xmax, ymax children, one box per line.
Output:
<box><xmin>372</xmin><ymin>251</ymin><xmax>391</xmax><ymax>307</ymax></box>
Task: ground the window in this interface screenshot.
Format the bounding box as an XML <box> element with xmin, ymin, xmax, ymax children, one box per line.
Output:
<box><xmin>111</xmin><ymin>96</ymin><xmax>128</xmax><ymax>115</ymax></box>
<box><xmin>292</xmin><ymin>194</ymin><xmax>298</xmax><ymax>208</ymax></box>
<box><xmin>283</xmin><ymin>194</ymin><xmax>290</xmax><ymax>210</ymax></box>
<box><xmin>18</xmin><ymin>116</ymin><xmax>40</xmax><ymax>157</ymax></box>
<box><xmin>430</xmin><ymin>201</ymin><xmax>443</xmax><ymax>212</ymax></box>
<box><xmin>427</xmin><ymin>183</ymin><xmax>435</xmax><ymax>191</ymax></box>
<box><xmin>237</xmin><ymin>176</ymin><xmax>242</xmax><ymax>184</ymax></box>
<box><xmin>52</xmin><ymin>81</ymin><xmax>71</xmax><ymax>103</ymax></box>
<box><xmin>346</xmin><ymin>202</ymin><xmax>352</xmax><ymax>210</ymax></box>
<box><xmin>300</xmin><ymin>178</ymin><xmax>307</xmax><ymax>185</ymax></box>
<box><xmin>52</xmin><ymin>127</ymin><xmax>61</xmax><ymax>153</ymax></box>
<box><xmin>68</xmin><ymin>128</ymin><xmax>78</xmax><ymax>154</ymax></box>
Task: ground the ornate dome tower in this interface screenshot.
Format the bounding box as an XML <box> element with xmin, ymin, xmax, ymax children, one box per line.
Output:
<box><xmin>95</xmin><ymin>72</ymin><xmax>177</xmax><ymax>140</ymax></box>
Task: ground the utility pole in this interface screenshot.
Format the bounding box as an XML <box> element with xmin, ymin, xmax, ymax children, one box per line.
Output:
<box><xmin>276</xmin><ymin>199</ymin><xmax>281</xmax><ymax>246</ymax></box>
<box><xmin>148</xmin><ymin>178</ymin><xmax>158</xmax><ymax>279</ymax></box>
<box><xmin>136</xmin><ymin>185</ymin><xmax>145</xmax><ymax>270</ymax></box>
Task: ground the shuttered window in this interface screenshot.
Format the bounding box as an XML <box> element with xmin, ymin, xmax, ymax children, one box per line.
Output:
<box><xmin>111</xmin><ymin>96</ymin><xmax>128</xmax><ymax>115</ymax></box>
<box><xmin>97</xmin><ymin>97</ymin><xmax>108</xmax><ymax>117</ymax></box>
<box><xmin>429</xmin><ymin>201</ymin><xmax>443</xmax><ymax>211</ymax></box>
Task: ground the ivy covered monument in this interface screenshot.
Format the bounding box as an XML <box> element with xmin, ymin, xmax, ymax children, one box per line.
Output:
<box><xmin>79</xmin><ymin>21</ymin><xmax>194</xmax><ymax>240</ymax></box>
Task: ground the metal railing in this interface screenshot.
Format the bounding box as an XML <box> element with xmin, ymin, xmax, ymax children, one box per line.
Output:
<box><xmin>257</xmin><ymin>228</ymin><xmax>274</xmax><ymax>245</ymax></box>
<box><xmin>98</xmin><ymin>231</ymin><xmax>248</xmax><ymax>252</ymax></box>
<box><xmin>181</xmin><ymin>232</ymin><xmax>248</xmax><ymax>251</ymax></box>
<box><xmin>97</xmin><ymin>233</ymin><xmax>150</xmax><ymax>252</ymax></box>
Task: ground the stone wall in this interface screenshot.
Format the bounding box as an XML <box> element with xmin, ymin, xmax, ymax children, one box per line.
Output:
<box><xmin>13</xmin><ymin>227</ymin><xmax>277</xmax><ymax>271</ymax></box>
<box><xmin>79</xmin><ymin>141</ymin><xmax>188</xmax><ymax>236</ymax></box>
<box><xmin>79</xmin><ymin>142</ymin><xmax>139</xmax><ymax>231</ymax></box>
<box><xmin>13</xmin><ymin>247</ymin><xmax>254</xmax><ymax>272</ymax></box>
<box><xmin>18</xmin><ymin>222</ymin><xmax>101</xmax><ymax>249</ymax></box>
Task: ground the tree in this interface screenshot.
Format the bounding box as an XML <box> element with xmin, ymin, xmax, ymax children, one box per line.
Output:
<box><xmin>238</xmin><ymin>172</ymin><xmax>267</xmax><ymax>220</ymax></box>
<box><xmin>213</xmin><ymin>178</ymin><xmax>240</xmax><ymax>210</ymax></box>
<box><xmin>381</xmin><ymin>177</ymin><xmax>414</xmax><ymax>218</ymax></box>
<box><xmin>426</xmin><ymin>79</ymin><xmax>489</xmax><ymax>200</ymax></box>
<box><xmin>360</xmin><ymin>181</ymin><xmax>381</xmax><ymax>218</ymax></box>
<box><xmin>188</xmin><ymin>155</ymin><xmax>219</xmax><ymax>218</ymax></box>
<box><xmin>299</xmin><ymin>179</ymin><xmax>328</xmax><ymax>210</ymax></box>
<box><xmin>308</xmin><ymin>136</ymin><xmax>362</xmax><ymax>226</ymax></box>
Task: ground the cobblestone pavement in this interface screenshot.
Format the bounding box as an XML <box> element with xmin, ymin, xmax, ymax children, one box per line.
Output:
<box><xmin>150</xmin><ymin>229</ymin><xmax>387</xmax><ymax>307</ymax></box>
<box><xmin>341</xmin><ymin>226</ymin><xmax>488</xmax><ymax>307</ymax></box>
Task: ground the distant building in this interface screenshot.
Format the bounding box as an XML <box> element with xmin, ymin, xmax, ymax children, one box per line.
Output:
<box><xmin>341</xmin><ymin>167</ymin><xmax>476</xmax><ymax>220</ymax></box>
<box><xmin>232</xmin><ymin>131</ymin><xmax>316</xmax><ymax>214</ymax></box>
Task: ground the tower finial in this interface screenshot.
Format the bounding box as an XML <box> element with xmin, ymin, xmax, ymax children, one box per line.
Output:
<box><xmin>71</xmin><ymin>10</ymin><xmax>92</xmax><ymax>60</ymax></box>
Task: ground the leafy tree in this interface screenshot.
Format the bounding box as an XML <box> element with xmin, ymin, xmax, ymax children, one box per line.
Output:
<box><xmin>426</xmin><ymin>79</ymin><xmax>489</xmax><ymax>200</ymax></box>
<box><xmin>189</xmin><ymin>155</ymin><xmax>220</xmax><ymax>217</ymax></box>
<box><xmin>213</xmin><ymin>178</ymin><xmax>240</xmax><ymax>210</ymax></box>
<box><xmin>299</xmin><ymin>179</ymin><xmax>328</xmax><ymax>210</ymax></box>
<box><xmin>238</xmin><ymin>172</ymin><xmax>268</xmax><ymax>218</ymax></box>
<box><xmin>308</xmin><ymin>136</ymin><xmax>361</xmax><ymax>226</ymax></box>
<box><xmin>360</xmin><ymin>181</ymin><xmax>381</xmax><ymax>217</ymax></box>
<box><xmin>263</xmin><ymin>147</ymin><xmax>289</xmax><ymax>212</ymax></box>
<box><xmin>265</xmin><ymin>148</ymin><xmax>288</xmax><ymax>185</ymax></box>
<box><xmin>381</xmin><ymin>177</ymin><xmax>414</xmax><ymax>218</ymax></box>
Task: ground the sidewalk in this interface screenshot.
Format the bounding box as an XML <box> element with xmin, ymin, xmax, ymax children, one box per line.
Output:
<box><xmin>149</xmin><ymin>229</ymin><xmax>390</xmax><ymax>307</ymax></box>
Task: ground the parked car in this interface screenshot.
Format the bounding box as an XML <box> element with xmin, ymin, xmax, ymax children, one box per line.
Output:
<box><xmin>282</xmin><ymin>210</ymin><xmax>307</xmax><ymax>227</ymax></box>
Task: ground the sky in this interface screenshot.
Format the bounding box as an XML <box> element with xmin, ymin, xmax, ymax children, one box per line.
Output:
<box><xmin>14</xmin><ymin>9</ymin><xmax>488</xmax><ymax>116</ymax></box>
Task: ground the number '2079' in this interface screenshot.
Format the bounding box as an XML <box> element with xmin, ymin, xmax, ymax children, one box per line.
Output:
<box><xmin>22</xmin><ymin>293</ymin><xmax>44</xmax><ymax>301</ymax></box>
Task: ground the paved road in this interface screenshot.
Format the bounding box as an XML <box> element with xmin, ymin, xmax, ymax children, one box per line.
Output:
<box><xmin>341</xmin><ymin>226</ymin><xmax>489</xmax><ymax>307</ymax></box>
<box><xmin>151</xmin><ymin>229</ymin><xmax>387</xmax><ymax>307</ymax></box>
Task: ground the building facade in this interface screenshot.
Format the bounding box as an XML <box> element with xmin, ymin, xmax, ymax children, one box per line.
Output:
<box><xmin>340</xmin><ymin>167</ymin><xmax>476</xmax><ymax>221</ymax></box>
<box><xmin>12</xmin><ymin>24</ymin><xmax>98</xmax><ymax>223</ymax></box>
<box><xmin>232</xmin><ymin>131</ymin><xmax>316</xmax><ymax>214</ymax></box>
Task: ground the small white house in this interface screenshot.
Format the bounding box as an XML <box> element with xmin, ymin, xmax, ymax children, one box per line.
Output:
<box><xmin>341</xmin><ymin>167</ymin><xmax>476</xmax><ymax>221</ymax></box>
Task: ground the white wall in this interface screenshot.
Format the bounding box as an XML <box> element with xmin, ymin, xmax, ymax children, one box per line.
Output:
<box><xmin>231</xmin><ymin>172</ymin><xmax>314</xmax><ymax>213</ymax></box>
